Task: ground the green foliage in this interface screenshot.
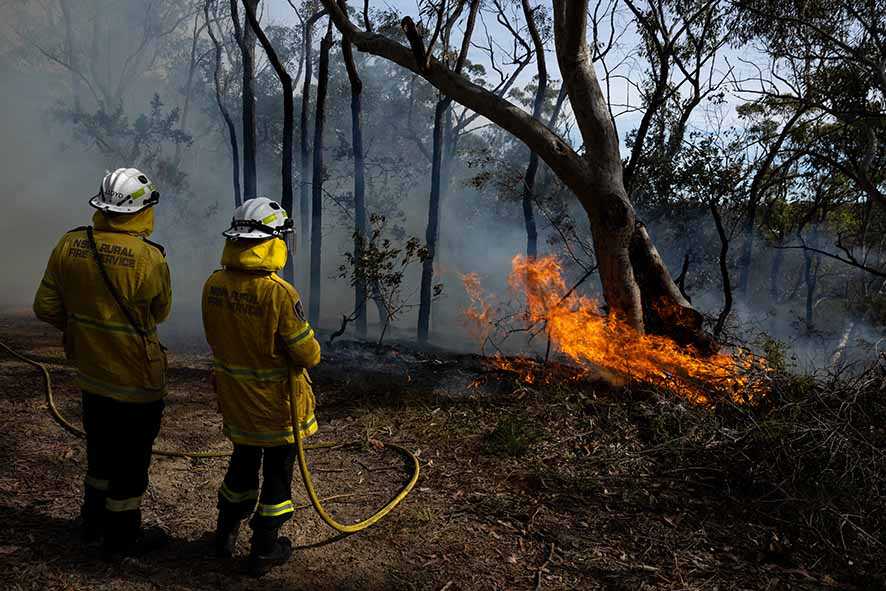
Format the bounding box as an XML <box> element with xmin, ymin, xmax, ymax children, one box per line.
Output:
<box><xmin>338</xmin><ymin>214</ymin><xmax>441</xmax><ymax>341</ymax></box>
<box><xmin>755</xmin><ymin>333</ymin><xmax>791</xmax><ymax>372</ymax></box>
<box><xmin>56</xmin><ymin>94</ymin><xmax>192</xmax><ymax>193</ymax></box>
<box><xmin>482</xmin><ymin>415</ymin><xmax>541</xmax><ymax>458</ymax></box>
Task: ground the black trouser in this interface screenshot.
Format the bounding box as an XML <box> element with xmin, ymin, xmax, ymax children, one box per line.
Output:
<box><xmin>218</xmin><ymin>444</ymin><xmax>297</xmax><ymax>534</ymax></box>
<box><xmin>81</xmin><ymin>391</ymin><xmax>164</xmax><ymax>546</ymax></box>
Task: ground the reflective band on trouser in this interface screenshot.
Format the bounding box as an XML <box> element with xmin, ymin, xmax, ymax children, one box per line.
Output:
<box><xmin>284</xmin><ymin>326</ymin><xmax>314</xmax><ymax>347</ymax></box>
<box><xmin>106</xmin><ymin>496</ymin><xmax>142</xmax><ymax>512</ymax></box>
<box><xmin>85</xmin><ymin>475</ymin><xmax>109</xmax><ymax>491</ymax></box>
<box><xmin>220</xmin><ymin>482</ymin><xmax>258</xmax><ymax>504</ymax></box>
<box><xmin>258</xmin><ymin>500</ymin><xmax>294</xmax><ymax>518</ymax></box>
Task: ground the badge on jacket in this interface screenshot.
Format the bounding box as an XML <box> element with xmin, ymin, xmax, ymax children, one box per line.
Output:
<box><xmin>295</xmin><ymin>300</ymin><xmax>306</xmax><ymax>322</ymax></box>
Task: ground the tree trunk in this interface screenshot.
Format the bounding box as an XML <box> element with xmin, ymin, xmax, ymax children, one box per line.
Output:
<box><xmin>300</xmin><ymin>9</ymin><xmax>326</xmax><ymax>270</ymax></box>
<box><xmin>244</xmin><ymin>0</ymin><xmax>295</xmax><ymax>282</ymax></box>
<box><xmin>803</xmin><ymin>225</ymin><xmax>820</xmax><ymax>328</ymax></box>
<box><xmin>417</xmin><ymin>98</ymin><xmax>450</xmax><ymax>343</ymax></box>
<box><xmin>309</xmin><ymin>23</ymin><xmax>332</xmax><ymax>326</ymax></box>
<box><xmin>769</xmin><ymin>241</ymin><xmax>783</xmax><ymax>301</ymax></box>
<box><xmin>736</xmin><ymin>109</ymin><xmax>806</xmax><ymax>294</ymax></box>
<box><xmin>205</xmin><ymin>1</ymin><xmax>241</xmax><ymax>206</ymax></box>
<box><xmin>340</xmin><ymin>0</ymin><xmax>368</xmax><ymax>338</ymax></box>
<box><xmin>59</xmin><ymin>0</ymin><xmax>81</xmax><ymax>111</ymax></box>
<box><xmin>321</xmin><ymin>0</ymin><xmax>714</xmax><ymax>352</ymax></box>
<box><xmin>710</xmin><ymin>201</ymin><xmax>732</xmax><ymax>338</ymax></box>
<box><xmin>520</xmin><ymin>0</ymin><xmax>547</xmax><ymax>259</ymax></box>
<box><xmin>231</xmin><ymin>0</ymin><xmax>258</xmax><ymax>200</ymax></box>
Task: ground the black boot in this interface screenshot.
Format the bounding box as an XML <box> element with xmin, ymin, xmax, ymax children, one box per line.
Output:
<box><xmin>80</xmin><ymin>488</ymin><xmax>106</xmax><ymax>545</ymax></box>
<box><xmin>247</xmin><ymin>528</ymin><xmax>292</xmax><ymax>577</ymax></box>
<box><xmin>214</xmin><ymin>513</ymin><xmax>242</xmax><ymax>559</ymax></box>
<box><xmin>103</xmin><ymin>517</ymin><xmax>170</xmax><ymax>563</ymax></box>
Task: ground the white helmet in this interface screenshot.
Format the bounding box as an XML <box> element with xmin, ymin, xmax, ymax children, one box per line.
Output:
<box><xmin>223</xmin><ymin>197</ymin><xmax>294</xmax><ymax>240</ymax></box>
<box><xmin>89</xmin><ymin>168</ymin><xmax>159</xmax><ymax>214</ymax></box>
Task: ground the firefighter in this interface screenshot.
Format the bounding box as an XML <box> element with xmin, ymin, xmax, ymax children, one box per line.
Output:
<box><xmin>201</xmin><ymin>197</ymin><xmax>321</xmax><ymax>577</ymax></box>
<box><xmin>33</xmin><ymin>168</ymin><xmax>172</xmax><ymax>560</ymax></box>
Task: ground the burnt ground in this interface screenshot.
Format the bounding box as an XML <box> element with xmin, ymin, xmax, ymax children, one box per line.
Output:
<box><xmin>0</xmin><ymin>312</ymin><xmax>883</xmax><ymax>590</ymax></box>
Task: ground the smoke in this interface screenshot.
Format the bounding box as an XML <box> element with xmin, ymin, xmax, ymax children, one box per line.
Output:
<box><xmin>0</xmin><ymin>1</ymin><xmax>880</xmax><ymax>372</ymax></box>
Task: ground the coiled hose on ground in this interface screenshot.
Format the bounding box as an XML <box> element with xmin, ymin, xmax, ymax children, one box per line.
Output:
<box><xmin>0</xmin><ymin>340</ymin><xmax>419</xmax><ymax>534</ymax></box>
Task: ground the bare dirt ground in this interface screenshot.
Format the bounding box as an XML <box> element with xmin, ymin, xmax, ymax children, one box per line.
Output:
<box><xmin>0</xmin><ymin>312</ymin><xmax>882</xmax><ymax>590</ymax></box>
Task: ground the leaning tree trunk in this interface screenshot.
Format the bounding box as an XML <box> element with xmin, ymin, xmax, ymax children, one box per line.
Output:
<box><xmin>231</xmin><ymin>0</ymin><xmax>258</xmax><ymax>200</ymax></box>
<box><xmin>309</xmin><ymin>23</ymin><xmax>332</xmax><ymax>326</ymax></box>
<box><xmin>340</xmin><ymin>0</ymin><xmax>368</xmax><ymax>338</ymax></box>
<box><xmin>320</xmin><ymin>0</ymin><xmax>714</xmax><ymax>352</ymax></box>
<box><xmin>244</xmin><ymin>0</ymin><xmax>295</xmax><ymax>283</ymax></box>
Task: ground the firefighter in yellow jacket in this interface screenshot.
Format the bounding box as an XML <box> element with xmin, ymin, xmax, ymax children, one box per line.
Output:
<box><xmin>202</xmin><ymin>197</ymin><xmax>320</xmax><ymax>577</ymax></box>
<box><xmin>33</xmin><ymin>168</ymin><xmax>171</xmax><ymax>559</ymax></box>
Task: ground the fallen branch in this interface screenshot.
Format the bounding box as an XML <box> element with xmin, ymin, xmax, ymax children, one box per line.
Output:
<box><xmin>534</xmin><ymin>542</ymin><xmax>556</xmax><ymax>591</ymax></box>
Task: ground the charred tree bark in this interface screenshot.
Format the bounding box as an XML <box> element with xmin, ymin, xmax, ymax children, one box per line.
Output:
<box><xmin>205</xmin><ymin>1</ymin><xmax>241</xmax><ymax>206</ymax></box>
<box><xmin>520</xmin><ymin>0</ymin><xmax>547</xmax><ymax>259</ymax></box>
<box><xmin>243</xmin><ymin>0</ymin><xmax>295</xmax><ymax>282</ymax></box>
<box><xmin>710</xmin><ymin>201</ymin><xmax>732</xmax><ymax>338</ymax></box>
<box><xmin>417</xmin><ymin>98</ymin><xmax>450</xmax><ymax>343</ymax></box>
<box><xmin>320</xmin><ymin>0</ymin><xmax>714</xmax><ymax>352</ymax></box>
<box><xmin>340</xmin><ymin>0</ymin><xmax>368</xmax><ymax>338</ymax></box>
<box><xmin>231</xmin><ymin>0</ymin><xmax>258</xmax><ymax>200</ymax></box>
<box><xmin>309</xmin><ymin>22</ymin><xmax>333</xmax><ymax>326</ymax></box>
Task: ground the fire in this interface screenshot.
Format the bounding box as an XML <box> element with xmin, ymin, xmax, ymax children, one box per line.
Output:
<box><xmin>464</xmin><ymin>255</ymin><xmax>768</xmax><ymax>404</ymax></box>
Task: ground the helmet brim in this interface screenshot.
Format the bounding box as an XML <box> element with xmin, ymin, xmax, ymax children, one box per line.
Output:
<box><xmin>222</xmin><ymin>228</ymin><xmax>277</xmax><ymax>240</ymax></box>
<box><xmin>89</xmin><ymin>193</ymin><xmax>156</xmax><ymax>214</ymax></box>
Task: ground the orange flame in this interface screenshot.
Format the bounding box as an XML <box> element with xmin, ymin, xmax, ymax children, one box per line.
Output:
<box><xmin>464</xmin><ymin>255</ymin><xmax>768</xmax><ymax>404</ymax></box>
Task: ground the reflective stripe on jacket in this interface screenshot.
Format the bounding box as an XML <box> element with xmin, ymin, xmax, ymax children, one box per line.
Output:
<box><xmin>202</xmin><ymin>237</ymin><xmax>321</xmax><ymax>447</ymax></box>
<box><xmin>33</xmin><ymin>209</ymin><xmax>171</xmax><ymax>402</ymax></box>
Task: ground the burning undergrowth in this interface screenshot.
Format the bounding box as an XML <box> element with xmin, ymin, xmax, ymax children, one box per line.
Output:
<box><xmin>464</xmin><ymin>255</ymin><xmax>770</xmax><ymax>403</ymax></box>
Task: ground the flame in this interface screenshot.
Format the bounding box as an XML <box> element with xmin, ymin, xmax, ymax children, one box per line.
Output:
<box><xmin>464</xmin><ymin>255</ymin><xmax>768</xmax><ymax>404</ymax></box>
<box><xmin>462</xmin><ymin>271</ymin><xmax>494</xmax><ymax>343</ymax></box>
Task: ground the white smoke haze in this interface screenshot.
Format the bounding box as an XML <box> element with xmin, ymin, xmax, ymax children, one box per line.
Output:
<box><xmin>0</xmin><ymin>0</ymin><xmax>881</xmax><ymax>373</ymax></box>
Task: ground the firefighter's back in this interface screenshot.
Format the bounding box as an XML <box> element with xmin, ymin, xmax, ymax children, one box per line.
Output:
<box><xmin>34</xmin><ymin>212</ymin><xmax>170</xmax><ymax>402</ymax></box>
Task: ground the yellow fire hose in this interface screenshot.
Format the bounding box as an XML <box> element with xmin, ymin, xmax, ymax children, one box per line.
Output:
<box><xmin>0</xmin><ymin>340</ymin><xmax>420</xmax><ymax>534</ymax></box>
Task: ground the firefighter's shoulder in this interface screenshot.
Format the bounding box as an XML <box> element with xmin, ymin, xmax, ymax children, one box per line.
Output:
<box><xmin>267</xmin><ymin>274</ymin><xmax>302</xmax><ymax>302</ymax></box>
<box><xmin>142</xmin><ymin>238</ymin><xmax>166</xmax><ymax>257</ymax></box>
<box><xmin>65</xmin><ymin>225</ymin><xmax>89</xmax><ymax>235</ymax></box>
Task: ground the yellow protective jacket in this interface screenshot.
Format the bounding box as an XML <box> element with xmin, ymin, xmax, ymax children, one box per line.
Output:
<box><xmin>33</xmin><ymin>209</ymin><xmax>171</xmax><ymax>402</ymax></box>
<box><xmin>202</xmin><ymin>238</ymin><xmax>320</xmax><ymax>447</ymax></box>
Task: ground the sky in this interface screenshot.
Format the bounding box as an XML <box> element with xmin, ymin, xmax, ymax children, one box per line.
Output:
<box><xmin>262</xmin><ymin>0</ymin><xmax>757</xmax><ymax>153</ymax></box>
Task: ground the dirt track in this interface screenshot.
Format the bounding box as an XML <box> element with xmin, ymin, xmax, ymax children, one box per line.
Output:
<box><xmin>0</xmin><ymin>313</ymin><xmax>874</xmax><ymax>590</ymax></box>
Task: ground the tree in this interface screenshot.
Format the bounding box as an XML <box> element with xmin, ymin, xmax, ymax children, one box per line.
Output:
<box><xmin>320</xmin><ymin>0</ymin><xmax>714</xmax><ymax>351</ymax></box>
<box><xmin>339</xmin><ymin>0</ymin><xmax>370</xmax><ymax>338</ymax></box>
<box><xmin>229</xmin><ymin>0</ymin><xmax>258</xmax><ymax>200</ymax></box>
<box><xmin>416</xmin><ymin>0</ymin><xmax>481</xmax><ymax>343</ymax></box>
<box><xmin>309</xmin><ymin>20</ymin><xmax>333</xmax><ymax>325</ymax></box>
<box><xmin>243</xmin><ymin>0</ymin><xmax>297</xmax><ymax>281</ymax></box>
<box><xmin>204</xmin><ymin>0</ymin><xmax>242</xmax><ymax>206</ymax></box>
